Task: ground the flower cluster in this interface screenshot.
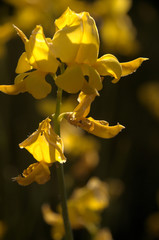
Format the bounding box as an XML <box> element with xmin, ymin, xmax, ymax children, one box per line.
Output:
<box><xmin>0</xmin><ymin>8</ymin><xmax>147</xmax><ymax>99</ymax></box>
<box><xmin>42</xmin><ymin>177</ymin><xmax>109</xmax><ymax>240</ymax></box>
<box><xmin>0</xmin><ymin>8</ymin><xmax>147</xmax><ymax>185</ymax></box>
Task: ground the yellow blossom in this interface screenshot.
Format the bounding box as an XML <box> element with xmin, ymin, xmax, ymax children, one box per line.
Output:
<box><xmin>52</xmin><ymin>8</ymin><xmax>148</xmax><ymax>94</ymax></box>
<box><xmin>19</xmin><ymin>118</ymin><xmax>66</xmax><ymax>164</ymax></box>
<box><xmin>0</xmin><ymin>25</ymin><xmax>59</xmax><ymax>99</ymax></box>
<box><xmin>36</xmin><ymin>98</ymin><xmax>100</xmax><ymax>179</ymax></box>
<box><xmin>14</xmin><ymin>118</ymin><xmax>66</xmax><ymax>186</ymax></box>
<box><xmin>65</xmin><ymin>91</ymin><xmax>125</xmax><ymax>138</ymax></box>
<box><xmin>42</xmin><ymin>177</ymin><xmax>109</xmax><ymax>240</ymax></box>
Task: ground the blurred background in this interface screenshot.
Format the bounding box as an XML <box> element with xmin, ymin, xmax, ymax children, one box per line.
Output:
<box><xmin>0</xmin><ymin>0</ymin><xmax>159</xmax><ymax>239</ymax></box>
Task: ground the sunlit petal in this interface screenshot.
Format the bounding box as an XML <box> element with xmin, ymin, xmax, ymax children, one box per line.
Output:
<box><xmin>75</xmin><ymin>12</ymin><xmax>99</xmax><ymax>65</ymax></box>
<box><xmin>25</xmin><ymin>25</ymin><xmax>59</xmax><ymax>73</ymax></box>
<box><xmin>94</xmin><ymin>54</ymin><xmax>122</xmax><ymax>83</ymax></box>
<box><xmin>53</xmin><ymin>8</ymin><xmax>99</xmax><ymax>65</ymax></box>
<box><xmin>15</xmin><ymin>52</ymin><xmax>32</xmax><ymax>73</ymax></box>
<box><xmin>121</xmin><ymin>57</ymin><xmax>149</xmax><ymax>76</ymax></box>
<box><xmin>53</xmin><ymin>8</ymin><xmax>83</xmax><ymax>63</ymax></box>
<box><xmin>19</xmin><ymin>118</ymin><xmax>66</xmax><ymax>164</ymax></box>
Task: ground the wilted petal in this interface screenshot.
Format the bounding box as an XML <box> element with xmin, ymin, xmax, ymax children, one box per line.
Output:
<box><xmin>19</xmin><ymin>118</ymin><xmax>66</xmax><ymax>164</ymax></box>
<box><xmin>74</xmin><ymin>91</ymin><xmax>97</xmax><ymax>118</ymax></box>
<box><xmin>121</xmin><ymin>57</ymin><xmax>149</xmax><ymax>76</ymax></box>
<box><xmin>86</xmin><ymin>117</ymin><xmax>125</xmax><ymax>138</ymax></box>
<box><xmin>94</xmin><ymin>54</ymin><xmax>122</xmax><ymax>83</ymax></box>
<box><xmin>68</xmin><ymin>116</ymin><xmax>124</xmax><ymax>139</ymax></box>
<box><xmin>16</xmin><ymin>52</ymin><xmax>33</xmax><ymax>73</ymax></box>
<box><xmin>55</xmin><ymin>64</ymin><xmax>85</xmax><ymax>93</ymax></box>
<box><xmin>24</xmin><ymin>70</ymin><xmax>51</xmax><ymax>99</ymax></box>
<box><xmin>13</xmin><ymin>162</ymin><xmax>51</xmax><ymax>186</ymax></box>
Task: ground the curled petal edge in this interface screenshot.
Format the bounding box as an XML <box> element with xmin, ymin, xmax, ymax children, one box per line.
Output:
<box><xmin>13</xmin><ymin>162</ymin><xmax>51</xmax><ymax>186</ymax></box>
<box><xmin>66</xmin><ymin>114</ymin><xmax>125</xmax><ymax>139</ymax></box>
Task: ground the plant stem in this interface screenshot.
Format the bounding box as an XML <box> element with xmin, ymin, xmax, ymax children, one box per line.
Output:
<box><xmin>53</xmin><ymin>84</ymin><xmax>73</xmax><ymax>240</ymax></box>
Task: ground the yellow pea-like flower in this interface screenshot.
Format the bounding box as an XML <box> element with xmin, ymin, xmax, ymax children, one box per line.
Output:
<box><xmin>0</xmin><ymin>8</ymin><xmax>148</xmax><ymax>97</ymax></box>
<box><xmin>19</xmin><ymin>118</ymin><xmax>66</xmax><ymax>164</ymax></box>
<box><xmin>52</xmin><ymin>8</ymin><xmax>148</xmax><ymax>94</ymax></box>
<box><xmin>13</xmin><ymin>118</ymin><xmax>66</xmax><ymax>186</ymax></box>
<box><xmin>0</xmin><ymin>25</ymin><xmax>59</xmax><ymax>99</ymax></box>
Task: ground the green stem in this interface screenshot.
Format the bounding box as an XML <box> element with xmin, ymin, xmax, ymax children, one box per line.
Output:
<box><xmin>53</xmin><ymin>69</ymin><xmax>73</xmax><ymax>240</ymax></box>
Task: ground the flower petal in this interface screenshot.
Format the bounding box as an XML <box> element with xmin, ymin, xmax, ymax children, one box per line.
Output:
<box><xmin>24</xmin><ymin>70</ymin><xmax>51</xmax><ymax>99</ymax></box>
<box><xmin>74</xmin><ymin>91</ymin><xmax>97</xmax><ymax>118</ymax></box>
<box><xmin>121</xmin><ymin>57</ymin><xmax>149</xmax><ymax>76</ymax></box>
<box><xmin>0</xmin><ymin>81</ymin><xmax>26</xmax><ymax>95</ymax></box>
<box><xmin>19</xmin><ymin>118</ymin><xmax>66</xmax><ymax>164</ymax></box>
<box><xmin>94</xmin><ymin>54</ymin><xmax>122</xmax><ymax>83</ymax></box>
<box><xmin>55</xmin><ymin>65</ymin><xmax>85</xmax><ymax>93</ymax></box>
<box><xmin>55</xmin><ymin>7</ymin><xmax>80</xmax><ymax>31</ymax></box>
<box><xmin>53</xmin><ymin>8</ymin><xmax>99</xmax><ymax>65</ymax></box>
<box><xmin>25</xmin><ymin>25</ymin><xmax>59</xmax><ymax>73</ymax></box>
<box><xmin>15</xmin><ymin>52</ymin><xmax>33</xmax><ymax>73</ymax></box>
<box><xmin>86</xmin><ymin>117</ymin><xmax>125</xmax><ymax>138</ymax></box>
<box><xmin>13</xmin><ymin>25</ymin><xmax>28</xmax><ymax>43</ymax></box>
<box><xmin>53</xmin><ymin>14</ymin><xmax>84</xmax><ymax>63</ymax></box>
<box><xmin>82</xmin><ymin>64</ymin><xmax>102</xmax><ymax>91</ymax></box>
<box><xmin>13</xmin><ymin>162</ymin><xmax>51</xmax><ymax>186</ymax></box>
<box><xmin>75</xmin><ymin>12</ymin><xmax>99</xmax><ymax>65</ymax></box>
<box><xmin>68</xmin><ymin>116</ymin><xmax>125</xmax><ymax>139</ymax></box>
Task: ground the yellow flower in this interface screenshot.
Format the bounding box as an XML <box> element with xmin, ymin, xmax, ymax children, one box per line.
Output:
<box><xmin>36</xmin><ymin>97</ymin><xmax>100</xmax><ymax>179</ymax></box>
<box><xmin>65</xmin><ymin>91</ymin><xmax>125</xmax><ymax>138</ymax></box>
<box><xmin>14</xmin><ymin>118</ymin><xmax>66</xmax><ymax>186</ymax></box>
<box><xmin>42</xmin><ymin>177</ymin><xmax>109</xmax><ymax>240</ymax></box>
<box><xmin>0</xmin><ymin>25</ymin><xmax>59</xmax><ymax>99</ymax></box>
<box><xmin>19</xmin><ymin>118</ymin><xmax>66</xmax><ymax>164</ymax></box>
<box><xmin>52</xmin><ymin>8</ymin><xmax>148</xmax><ymax>94</ymax></box>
